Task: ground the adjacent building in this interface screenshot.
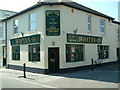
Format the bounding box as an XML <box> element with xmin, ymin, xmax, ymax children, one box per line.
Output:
<box><xmin>118</xmin><ymin>1</ymin><xmax>120</xmax><ymax>61</ymax></box>
<box><xmin>0</xmin><ymin>9</ymin><xmax>16</xmax><ymax>66</ymax></box>
<box><xmin>3</xmin><ymin>0</ymin><xmax>120</xmax><ymax>73</ymax></box>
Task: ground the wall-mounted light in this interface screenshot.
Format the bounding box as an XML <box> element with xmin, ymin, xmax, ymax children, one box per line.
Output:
<box><xmin>52</xmin><ymin>41</ymin><xmax>55</xmax><ymax>46</ymax></box>
<box><xmin>21</xmin><ymin>32</ymin><xmax>24</xmax><ymax>37</ymax></box>
<box><xmin>73</xmin><ymin>29</ymin><xmax>79</xmax><ymax>34</ymax></box>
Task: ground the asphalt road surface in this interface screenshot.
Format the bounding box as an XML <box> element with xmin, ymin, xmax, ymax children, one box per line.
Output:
<box><xmin>0</xmin><ymin>62</ymin><xmax>119</xmax><ymax>89</ymax></box>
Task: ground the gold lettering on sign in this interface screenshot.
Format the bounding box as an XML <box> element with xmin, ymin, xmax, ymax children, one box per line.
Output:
<box><xmin>67</xmin><ymin>34</ymin><xmax>102</xmax><ymax>44</ymax></box>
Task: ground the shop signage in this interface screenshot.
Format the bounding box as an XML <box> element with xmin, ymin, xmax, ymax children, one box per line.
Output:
<box><xmin>46</xmin><ymin>10</ymin><xmax>60</xmax><ymax>36</ymax></box>
<box><xmin>10</xmin><ymin>34</ymin><xmax>40</xmax><ymax>45</ymax></box>
<box><xmin>67</xmin><ymin>34</ymin><xmax>102</xmax><ymax>44</ymax></box>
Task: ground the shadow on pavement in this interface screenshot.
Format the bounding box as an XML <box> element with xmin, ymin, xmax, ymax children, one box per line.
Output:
<box><xmin>49</xmin><ymin>62</ymin><xmax>119</xmax><ymax>83</ymax></box>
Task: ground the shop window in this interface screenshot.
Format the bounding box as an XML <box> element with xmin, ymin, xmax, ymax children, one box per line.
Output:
<box><xmin>29</xmin><ymin>13</ymin><xmax>36</xmax><ymax>31</ymax></box>
<box><xmin>13</xmin><ymin>19</ymin><xmax>18</xmax><ymax>34</ymax></box>
<box><xmin>97</xmin><ymin>45</ymin><xmax>109</xmax><ymax>59</ymax></box>
<box><xmin>66</xmin><ymin>44</ymin><xmax>84</xmax><ymax>62</ymax></box>
<box><xmin>12</xmin><ymin>46</ymin><xmax>20</xmax><ymax>60</ymax></box>
<box><xmin>29</xmin><ymin>44</ymin><xmax>40</xmax><ymax>62</ymax></box>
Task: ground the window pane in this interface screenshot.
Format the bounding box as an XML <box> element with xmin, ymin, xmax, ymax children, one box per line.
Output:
<box><xmin>29</xmin><ymin>13</ymin><xmax>36</xmax><ymax>31</ymax></box>
<box><xmin>97</xmin><ymin>45</ymin><xmax>109</xmax><ymax>59</ymax></box>
<box><xmin>71</xmin><ymin>45</ymin><xmax>75</xmax><ymax>62</ymax></box>
<box><xmin>30</xmin><ymin>13</ymin><xmax>36</xmax><ymax>22</ymax></box>
<box><xmin>100</xmin><ymin>19</ymin><xmax>105</xmax><ymax>33</ymax></box>
<box><xmin>30</xmin><ymin>23</ymin><xmax>36</xmax><ymax>31</ymax></box>
<box><xmin>13</xmin><ymin>19</ymin><xmax>18</xmax><ymax>34</ymax></box>
<box><xmin>88</xmin><ymin>15</ymin><xmax>91</xmax><ymax>32</ymax></box>
<box><xmin>12</xmin><ymin>46</ymin><xmax>20</xmax><ymax>60</ymax></box>
<box><xmin>0</xmin><ymin>27</ymin><xmax>3</xmax><ymax>38</ymax></box>
<box><xmin>66</xmin><ymin>44</ymin><xmax>84</xmax><ymax>62</ymax></box>
<box><xmin>28</xmin><ymin>44</ymin><xmax>40</xmax><ymax>62</ymax></box>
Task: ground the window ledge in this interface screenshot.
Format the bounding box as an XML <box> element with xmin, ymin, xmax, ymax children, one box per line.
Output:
<box><xmin>28</xmin><ymin>30</ymin><xmax>37</xmax><ymax>34</ymax></box>
<box><xmin>13</xmin><ymin>33</ymin><xmax>19</xmax><ymax>36</ymax></box>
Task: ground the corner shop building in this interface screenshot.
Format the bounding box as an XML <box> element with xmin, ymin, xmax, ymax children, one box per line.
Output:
<box><xmin>5</xmin><ymin>1</ymin><xmax>119</xmax><ymax>74</ymax></box>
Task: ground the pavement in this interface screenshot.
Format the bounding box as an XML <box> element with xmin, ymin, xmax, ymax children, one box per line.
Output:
<box><xmin>0</xmin><ymin>62</ymin><xmax>119</xmax><ymax>89</ymax></box>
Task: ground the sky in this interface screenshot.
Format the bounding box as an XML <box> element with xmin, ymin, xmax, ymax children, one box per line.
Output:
<box><xmin>0</xmin><ymin>0</ymin><xmax>119</xmax><ymax>21</ymax></box>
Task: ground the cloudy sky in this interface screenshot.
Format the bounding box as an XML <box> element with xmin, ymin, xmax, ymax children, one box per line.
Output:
<box><xmin>0</xmin><ymin>0</ymin><xmax>119</xmax><ymax>21</ymax></box>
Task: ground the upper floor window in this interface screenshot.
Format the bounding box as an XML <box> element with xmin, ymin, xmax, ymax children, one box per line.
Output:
<box><xmin>100</xmin><ymin>19</ymin><xmax>105</xmax><ymax>33</ymax></box>
<box><xmin>13</xmin><ymin>19</ymin><xmax>18</xmax><ymax>34</ymax></box>
<box><xmin>29</xmin><ymin>13</ymin><xmax>36</xmax><ymax>31</ymax></box>
<box><xmin>0</xmin><ymin>27</ymin><xmax>3</xmax><ymax>39</ymax></box>
<box><xmin>117</xmin><ymin>29</ymin><xmax>120</xmax><ymax>40</ymax></box>
<box><xmin>88</xmin><ymin>15</ymin><xmax>92</xmax><ymax>32</ymax></box>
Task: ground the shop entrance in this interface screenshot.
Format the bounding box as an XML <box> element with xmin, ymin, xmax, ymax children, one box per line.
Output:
<box><xmin>3</xmin><ymin>46</ymin><xmax>6</xmax><ymax>66</ymax></box>
<box><xmin>48</xmin><ymin>48</ymin><xmax>59</xmax><ymax>73</ymax></box>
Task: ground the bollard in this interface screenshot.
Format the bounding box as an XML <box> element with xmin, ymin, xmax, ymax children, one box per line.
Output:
<box><xmin>23</xmin><ymin>63</ymin><xmax>26</xmax><ymax>78</ymax></box>
<box><xmin>91</xmin><ymin>59</ymin><xmax>94</xmax><ymax>71</ymax></box>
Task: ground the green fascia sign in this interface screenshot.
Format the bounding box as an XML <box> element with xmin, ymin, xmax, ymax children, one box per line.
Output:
<box><xmin>46</xmin><ymin>10</ymin><xmax>60</xmax><ymax>36</ymax></box>
<box><xmin>67</xmin><ymin>34</ymin><xmax>102</xmax><ymax>44</ymax></box>
<box><xmin>10</xmin><ymin>34</ymin><xmax>40</xmax><ymax>45</ymax></box>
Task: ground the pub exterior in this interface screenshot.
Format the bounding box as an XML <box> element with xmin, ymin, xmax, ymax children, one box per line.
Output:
<box><xmin>4</xmin><ymin>1</ymin><xmax>119</xmax><ymax>74</ymax></box>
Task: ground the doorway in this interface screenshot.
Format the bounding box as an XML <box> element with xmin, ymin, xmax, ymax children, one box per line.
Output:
<box><xmin>117</xmin><ymin>48</ymin><xmax>120</xmax><ymax>62</ymax></box>
<box><xmin>3</xmin><ymin>46</ymin><xmax>6</xmax><ymax>66</ymax></box>
<box><xmin>48</xmin><ymin>48</ymin><xmax>59</xmax><ymax>73</ymax></box>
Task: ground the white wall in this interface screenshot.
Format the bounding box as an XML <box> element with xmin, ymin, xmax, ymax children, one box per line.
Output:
<box><xmin>7</xmin><ymin>5</ymin><xmax>118</xmax><ymax>70</ymax></box>
<box><xmin>7</xmin><ymin>7</ymin><xmax>45</xmax><ymax>69</ymax></box>
<box><xmin>44</xmin><ymin>6</ymin><xmax>118</xmax><ymax>69</ymax></box>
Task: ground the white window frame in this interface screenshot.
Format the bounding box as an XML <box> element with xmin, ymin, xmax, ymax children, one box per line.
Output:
<box><xmin>88</xmin><ymin>15</ymin><xmax>92</xmax><ymax>32</ymax></box>
<box><xmin>13</xmin><ymin>19</ymin><xmax>18</xmax><ymax>34</ymax></box>
<box><xmin>29</xmin><ymin>13</ymin><xmax>36</xmax><ymax>31</ymax></box>
<box><xmin>100</xmin><ymin>19</ymin><xmax>105</xmax><ymax>34</ymax></box>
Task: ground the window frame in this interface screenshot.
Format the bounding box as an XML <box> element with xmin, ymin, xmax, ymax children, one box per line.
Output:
<box><xmin>0</xmin><ymin>26</ymin><xmax>3</xmax><ymax>39</ymax></box>
<box><xmin>12</xmin><ymin>46</ymin><xmax>20</xmax><ymax>61</ymax></box>
<box><xmin>29</xmin><ymin>13</ymin><xmax>36</xmax><ymax>31</ymax></box>
<box><xmin>66</xmin><ymin>44</ymin><xmax>84</xmax><ymax>63</ymax></box>
<box><xmin>28</xmin><ymin>44</ymin><xmax>40</xmax><ymax>62</ymax></box>
<box><xmin>100</xmin><ymin>19</ymin><xmax>105</xmax><ymax>34</ymax></box>
<box><xmin>88</xmin><ymin>15</ymin><xmax>92</xmax><ymax>32</ymax></box>
<box><xmin>97</xmin><ymin>45</ymin><xmax>109</xmax><ymax>59</ymax></box>
<box><xmin>13</xmin><ymin>19</ymin><xmax>18</xmax><ymax>34</ymax></box>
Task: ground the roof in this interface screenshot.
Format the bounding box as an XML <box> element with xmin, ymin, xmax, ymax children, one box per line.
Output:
<box><xmin>0</xmin><ymin>9</ymin><xmax>17</xmax><ymax>13</ymax></box>
<box><xmin>112</xmin><ymin>21</ymin><xmax>120</xmax><ymax>25</ymax></box>
<box><xmin>3</xmin><ymin>1</ymin><xmax>114</xmax><ymax>21</ymax></box>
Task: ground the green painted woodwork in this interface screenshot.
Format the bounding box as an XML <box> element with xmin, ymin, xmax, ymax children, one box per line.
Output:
<box><xmin>67</xmin><ymin>34</ymin><xmax>102</xmax><ymax>44</ymax></box>
<box><xmin>46</xmin><ymin>10</ymin><xmax>60</xmax><ymax>36</ymax></box>
<box><xmin>10</xmin><ymin>34</ymin><xmax>40</xmax><ymax>45</ymax></box>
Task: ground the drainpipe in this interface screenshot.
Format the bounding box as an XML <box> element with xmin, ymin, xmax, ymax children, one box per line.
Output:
<box><xmin>5</xmin><ymin>20</ymin><xmax>8</xmax><ymax>68</ymax></box>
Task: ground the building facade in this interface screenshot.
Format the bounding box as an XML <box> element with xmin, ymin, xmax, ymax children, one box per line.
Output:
<box><xmin>0</xmin><ymin>10</ymin><xmax>16</xmax><ymax>66</ymax></box>
<box><xmin>4</xmin><ymin>1</ymin><xmax>119</xmax><ymax>73</ymax></box>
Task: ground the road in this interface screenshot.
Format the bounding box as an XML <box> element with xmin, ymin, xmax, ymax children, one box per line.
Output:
<box><xmin>0</xmin><ymin>62</ymin><xmax>119</xmax><ymax>89</ymax></box>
